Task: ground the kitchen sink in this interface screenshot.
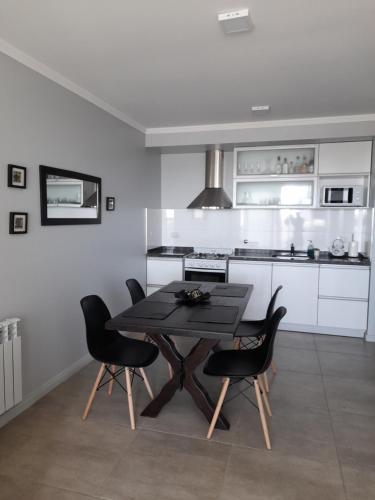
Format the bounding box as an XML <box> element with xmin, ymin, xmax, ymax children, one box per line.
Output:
<box><xmin>271</xmin><ymin>251</ymin><xmax>310</xmax><ymax>261</ymax></box>
<box><xmin>273</xmin><ymin>255</ymin><xmax>310</xmax><ymax>261</ymax></box>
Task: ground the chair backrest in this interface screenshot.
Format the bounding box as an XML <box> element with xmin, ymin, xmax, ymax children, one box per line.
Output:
<box><xmin>265</xmin><ymin>285</ymin><xmax>283</xmax><ymax>322</ymax></box>
<box><xmin>258</xmin><ymin>306</ymin><xmax>287</xmax><ymax>374</ymax></box>
<box><xmin>126</xmin><ymin>278</ymin><xmax>146</xmax><ymax>305</ymax></box>
<box><xmin>80</xmin><ymin>295</ymin><xmax>118</xmax><ymax>360</ymax></box>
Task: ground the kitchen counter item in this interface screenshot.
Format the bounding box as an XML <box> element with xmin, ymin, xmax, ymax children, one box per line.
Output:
<box><xmin>348</xmin><ymin>234</ymin><xmax>359</xmax><ymax>258</ymax></box>
<box><xmin>330</xmin><ymin>237</ymin><xmax>345</xmax><ymax>257</ymax></box>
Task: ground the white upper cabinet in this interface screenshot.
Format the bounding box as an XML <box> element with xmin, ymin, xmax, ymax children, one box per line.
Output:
<box><xmin>319</xmin><ymin>141</ymin><xmax>372</xmax><ymax>175</ymax></box>
<box><xmin>146</xmin><ymin>258</ymin><xmax>182</xmax><ymax>286</ymax></box>
<box><xmin>228</xmin><ymin>262</ymin><xmax>272</xmax><ymax>320</ymax></box>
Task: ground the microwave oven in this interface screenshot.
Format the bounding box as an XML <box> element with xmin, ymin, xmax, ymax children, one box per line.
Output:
<box><xmin>321</xmin><ymin>186</ymin><xmax>365</xmax><ymax>207</ymax></box>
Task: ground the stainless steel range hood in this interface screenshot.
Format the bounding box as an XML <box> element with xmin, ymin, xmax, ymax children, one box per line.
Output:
<box><xmin>187</xmin><ymin>149</ymin><xmax>232</xmax><ymax>209</ymax></box>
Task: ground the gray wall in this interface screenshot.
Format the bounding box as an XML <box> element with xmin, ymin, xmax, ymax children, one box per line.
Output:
<box><xmin>161</xmin><ymin>152</ymin><xmax>233</xmax><ymax>208</ymax></box>
<box><xmin>0</xmin><ymin>53</ymin><xmax>161</xmax><ymax>408</ymax></box>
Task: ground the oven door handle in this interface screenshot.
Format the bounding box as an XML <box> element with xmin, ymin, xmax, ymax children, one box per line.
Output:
<box><xmin>184</xmin><ymin>267</ymin><xmax>226</xmax><ymax>273</ymax></box>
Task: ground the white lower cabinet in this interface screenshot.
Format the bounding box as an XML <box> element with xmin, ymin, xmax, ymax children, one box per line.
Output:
<box><xmin>318</xmin><ymin>299</ymin><xmax>368</xmax><ymax>331</ymax></box>
<box><xmin>272</xmin><ymin>264</ymin><xmax>319</xmax><ymax>326</ymax></box>
<box><xmin>317</xmin><ymin>265</ymin><xmax>369</xmax><ymax>334</ymax></box>
<box><xmin>228</xmin><ymin>262</ymin><xmax>272</xmax><ymax>320</ymax></box>
<box><xmin>319</xmin><ymin>266</ymin><xmax>369</xmax><ymax>299</ymax></box>
<box><xmin>146</xmin><ymin>286</ymin><xmax>161</xmax><ymax>296</ymax></box>
<box><xmin>146</xmin><ymin>258</ymin><xmax>183</xmax><ymax>287</ymax></box>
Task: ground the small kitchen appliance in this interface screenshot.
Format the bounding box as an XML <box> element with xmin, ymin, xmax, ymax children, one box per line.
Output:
<box><xmin>321</xmin><ymin>186</ymin><xmax>364</xmax><ymax>207</ymax></box>
<box><xmin>329</xmin><ymin>237</ymin><xmax>346</xmax><ymax>258</ymax></box>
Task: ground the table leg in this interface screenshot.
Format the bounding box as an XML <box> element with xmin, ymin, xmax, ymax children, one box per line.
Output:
<box><xmin>140</xmin><ymin>334</ymin><xmax>183</xmax><ymax>418</ymax></box>
<box><xmin>141</xmin><ymin>335</ymin><xmax>230</xmax><ymax>430</ymax></box>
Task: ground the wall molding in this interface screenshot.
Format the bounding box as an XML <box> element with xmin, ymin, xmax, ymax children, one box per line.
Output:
<box><xmin>0</xmin><ymin>37</ymin><xmax>145</xmax><ymax>133</ymax></box>
<box><xmin>0</xmin><ymin>353</ymin><xmax>92</xmax><ymax>429</ymax></box>
<box><xmin>146</xmin><ymin>114</ymin><xmax>375</xmax><ymax>136</ymax></box>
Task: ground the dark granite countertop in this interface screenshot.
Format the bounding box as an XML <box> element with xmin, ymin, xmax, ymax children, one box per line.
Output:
<box><xmin>147</xmin><ymin>246</ymin><xmax>194</xmax><ymax>258</ymax></box>
<box><xmin>146</xmin><ymin>246</ymin><xmax>370</xmax><ymax>266</ymax></box>
<box><xmin>229</xmin><ymin>249</ymin><xmax>371</xmax><ymax>266</ymax></box>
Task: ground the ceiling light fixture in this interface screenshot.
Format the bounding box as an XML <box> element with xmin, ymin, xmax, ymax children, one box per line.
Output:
<box><xmin>218</xmin><ymin>8</ymin><xmax>253</xmax><ymax>34</ymax></box>
<box><xmin>251</xmin><ymin>105</ymin><xmax>271</xmax><ymax>112</ymax></box>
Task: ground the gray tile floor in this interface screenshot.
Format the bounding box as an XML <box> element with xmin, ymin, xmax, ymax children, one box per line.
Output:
<box><xmin>1</xmin><ymin>332</ymin><xmax>375</xmax><ymax>499</ymax></box>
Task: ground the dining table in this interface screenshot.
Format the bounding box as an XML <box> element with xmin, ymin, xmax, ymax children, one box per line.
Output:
<box><xmin>106</xmin><ymin>280</ymin><xmax>253</xmax><ymax>430</ymax></box>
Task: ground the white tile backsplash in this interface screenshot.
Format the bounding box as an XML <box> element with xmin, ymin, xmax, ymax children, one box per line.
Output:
<box><xmin>148</xmin><ymin>208</ymin><xmax>373</xmax><ymax>254</ymax></box>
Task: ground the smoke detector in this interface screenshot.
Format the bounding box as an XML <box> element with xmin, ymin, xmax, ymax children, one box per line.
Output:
<box><xmin>251</xmin><ymin>105</ymin><xmax>271</xmax><ymax>112</ymax></box>
<box><xmin>218</xmin><ymin>9</ymin><xmax>253</xmax><ymax>34</ymax></box>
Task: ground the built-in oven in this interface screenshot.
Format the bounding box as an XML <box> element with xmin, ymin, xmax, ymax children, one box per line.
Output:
<box><xmin>184</xmin><ymin>267</ymin><xmax>227</xmax><ymax>283</ymax></box>
<box><xmin>183</xmin><ymin>254</ymin><xmax>228</xmax><ymax>283</ymax></box>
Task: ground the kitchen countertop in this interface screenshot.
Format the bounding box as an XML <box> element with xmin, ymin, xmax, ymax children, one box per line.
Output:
<box><xmin>146</xmin><ymin>246</ymin><xmax>194</xmax><ymax>258</ymax></box>
<box><xmin>147</xmin><ymin>246</ymin><xmax>370</xmax><ymax>266</ymax></box>
<box><xmin>230</xmin><ymin>249</ymin><xmax>371</xmax><ymax>266</ymax></box>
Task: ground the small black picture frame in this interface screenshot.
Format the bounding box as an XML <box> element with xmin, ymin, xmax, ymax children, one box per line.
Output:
<box><xmin>9</xmin><ymin>212</ymin><xmax>28</xmax><ymax>234</ymax></box>
<box><xmin>8</xmin><ymin>164</ymin><xmax>27</xmax><ymax>189</ymax></box>
<box><xmin>106</xmin><ymin>197</ymin><xmax>115</xmax><ymax>211</ymax></box>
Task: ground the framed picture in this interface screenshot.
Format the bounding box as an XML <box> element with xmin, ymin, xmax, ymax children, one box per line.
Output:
<box><xmin>8</xmin><ymin>165</ymin><xmax>27</xmax><ymax>189</ymax></box>
<box><xmin>9</xmin><ymin>212</ymin><xmax>28</xmax><ymax>234</ymax></box>
<box><xmin>106</xmin><ymin>197</ymin><xmax>115</xmax><ymax>211</ymax></box>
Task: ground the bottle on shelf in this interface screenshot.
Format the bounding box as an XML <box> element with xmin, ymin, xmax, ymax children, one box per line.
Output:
<box><xmin>282</xmin><ymin>158</ymin><xmax>289</xmax><ymax>174</ymax></box>
<box><xmin>288</xmin><ymin>160</ymin><xmax>294</xmax><ymax>174</ymax></box>
<box><xmin>275</xmin><ymin>156</ymin><xmax>282</xmax><ymax>174</ymax></box>
<box><xmin>301</xmin><ymin>156</ymin><xmax>308</xmax><ymax>174</ymax></box>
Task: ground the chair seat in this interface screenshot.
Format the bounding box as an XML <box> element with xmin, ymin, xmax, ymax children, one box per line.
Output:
<box><xmin>203</xmin><ymin>349</ymin><xmax>265</xmax><ymax>378</ymax></box>
<box><xmin>235</xmin><ymin>319</ymin><xmax>266</xmax><ymax>338</ymax></box>
<box><xmin>96</xmin><ymin>335</ymin><xmax>159</xmax><ymax>368</ymax></box>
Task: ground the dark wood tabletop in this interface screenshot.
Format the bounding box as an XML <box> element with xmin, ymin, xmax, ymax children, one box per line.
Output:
<box><xmin>106</xmin><ymin>281</ymin><xmax>253</xmax><ymax>340</ymax></box>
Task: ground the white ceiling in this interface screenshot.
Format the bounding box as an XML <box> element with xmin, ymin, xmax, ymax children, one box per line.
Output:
<box><xmin>0</xmin><ymin>0</ymin><xmax>374</xmax><ymax>129</ymax></box>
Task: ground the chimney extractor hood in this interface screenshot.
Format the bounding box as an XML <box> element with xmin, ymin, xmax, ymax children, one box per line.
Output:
<box><xmin>187</xmin><ymin>149</ymin><xmax>232</xmax><ymax>209</ymax></box>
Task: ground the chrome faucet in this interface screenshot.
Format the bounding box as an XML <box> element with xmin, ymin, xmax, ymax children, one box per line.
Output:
<box><xmin>290</xmin><ymin>243</ymin><xmax>295</xmax><ymax>255</ymax></box>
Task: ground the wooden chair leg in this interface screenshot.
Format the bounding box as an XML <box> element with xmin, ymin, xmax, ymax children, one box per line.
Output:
<box><xmin>108</xmin><ymin>365</ymin><xmax>115</xmax><ymax>395</ymax></box>
<box><xmin>82</xmin><ymin>363</ymin><xmax>105</xmax><ymax>421</ymax></box>
<box><xmin>125</xmin><ymin>368</ymin><xmax>136</xmax><ymax>430</ymax></box>
<box><xmin>139</xmin><ymin>367</ymin><xmax>154</xmax><ymax>400</ymax></box>
<box><xmin>258</xmin><ymin>375</ymin><xmax>272</xmax><ymax>417</ymax></box>
<box><xmin>168</xmin><ymin>363</ymin><xmax>173</xmax><ymax>380</ymax></box>
<box><xmin>271</xmin><ymin>360</ymin><xmax>277</xmax><ymax>375</ymax></box>
<box><xmin>207</xmin><ymin>377</ymin><xmax>230</xmax><ymax>439</ymax></box>
<box><xmin>254</xmin><ymin>378</ymin><xmax>271</xmax><ymax>450</ymax></box>
<box><xmin>263</xmin><ymin>371</ymin><xmax>270</xmax><ymax>393</ymax></box>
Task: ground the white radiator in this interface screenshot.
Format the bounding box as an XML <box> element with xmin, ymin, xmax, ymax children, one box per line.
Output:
<box><xmin>0</xmin><ymin>318</ymin><xmax>22</xmax><ymax>415</ymax></box>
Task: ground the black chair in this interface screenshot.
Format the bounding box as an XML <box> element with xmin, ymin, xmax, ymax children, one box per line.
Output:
<box><xmin>235</xmin><ymin>285</ymin><xmax>283</xmax><ymax>346</ymax></box>
<box><xmin>80</xmin><ymin>295</ymin><xmax>159</xmax><ymax>430</ymax></box>
<box><xmin>126</xmin><ymin>278</ymin><xmax>146</xmax><ymax>305</ymax></box>
<box><xmin>234</xmin><ymin>285</ymin><xmax>283</xmax><ymax>388</ymax></box>
<box><xmin>204</xmin><ymin>306</ymin><xmax>287</xmax><ymax>448</ymax></box>
<box><xmin>126</xmin><ymin>278</ymin><xmax>174</xmax><ymax>380</ymax></box>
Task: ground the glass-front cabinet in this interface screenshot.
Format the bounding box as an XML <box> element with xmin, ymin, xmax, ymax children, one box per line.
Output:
<box><xmin>236</xmin><ymin>180</ymin><xmax>315</xmax><ymax>207</ymax></box>
<box><xmin>233</xmin><ymin>144</ymin><xmax>318</xmax><ymax>207</ymax></box>
<box><xmin>235</xmin><ymin>145</ymin><xmax>317</xmax><ymax>177</ymax></box>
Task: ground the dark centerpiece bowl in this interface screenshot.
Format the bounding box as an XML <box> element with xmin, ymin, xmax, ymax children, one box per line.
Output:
<box><xmin>175</xmin><ymin>288</ymin><xmax>211</xmax><ymax>306</ymax></box>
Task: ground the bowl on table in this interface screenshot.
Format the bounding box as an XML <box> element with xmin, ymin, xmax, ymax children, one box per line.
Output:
<box><xmin>175</xmin><ymin>289</ymin><xmax>211</xmax><ymax>306</ymax></box>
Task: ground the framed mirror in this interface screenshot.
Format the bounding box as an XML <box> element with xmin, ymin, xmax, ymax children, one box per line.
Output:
<box><xmin>39</xmin><ymin>165</ymin><xmax>101</xmax><ymax>225</ymax></box>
